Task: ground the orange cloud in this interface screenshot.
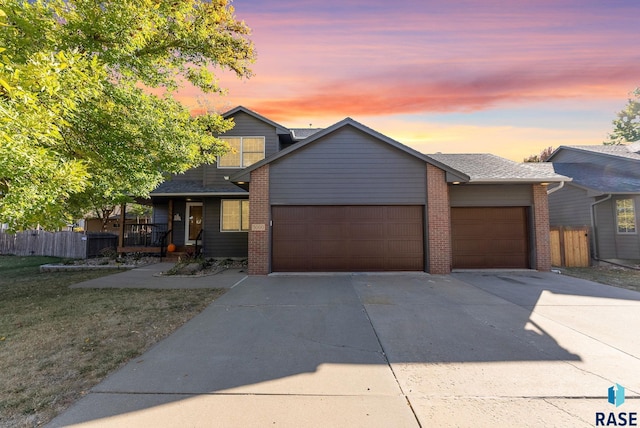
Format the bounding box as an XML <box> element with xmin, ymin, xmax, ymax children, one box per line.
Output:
<box><xmin>244</xmin><ymin>62</ymin><xmax>640</xmax><ymax>121</ymax></box>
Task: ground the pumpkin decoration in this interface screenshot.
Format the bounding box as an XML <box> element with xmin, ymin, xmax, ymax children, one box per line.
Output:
<box><xmin>167</xmin><ymin>243</ymin><xmax>176</xmax><ymax>253</ymax></box>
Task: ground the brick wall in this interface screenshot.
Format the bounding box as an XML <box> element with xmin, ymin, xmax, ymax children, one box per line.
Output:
<box><xmin>426</xmin><ymin>164</ymin><xmax>451</xmax><ymax>274</ymax></box>
<box><xmin>248</xmin><ymin>165</ymin><xmax>270</xmax><ymax>275</ymax></box>
<box><xmin>532</xmin><ymin>184</ymin><xmax>552</xmax><ymax>271</ymax></box>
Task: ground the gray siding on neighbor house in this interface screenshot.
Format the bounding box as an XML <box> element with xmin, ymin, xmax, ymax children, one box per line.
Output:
<box><xmin>548</xmin><ymin>184</ymin><xmax>592</xmax><ymax>227</ymax></box>
<box><xmin>203</xmin><ymin>111</ymin><xmax>281</xmax><ymax>188</ymax></box>
<box><xmin>611</xmin><ymin>195</ymin><xmax>640</xmax><ymax>259</ymax></box>
<box><xmin>202</xmin><ymin>198</ymin><xmax>248</xmax><ymax>257</ymax></box>
<box><xmin>594</xmin><ymin>199</ymin><xmax>616</xmax><ymax>259</ymax></box>
<box><xmin>449</xmin><ymin>184</ymin><xmax>532</xmax><ymax>207</ymax></box>
<box><xmin>270</xmin><ymin>126</ymin><xmax>427</xmax><ymax>205</ymax></box>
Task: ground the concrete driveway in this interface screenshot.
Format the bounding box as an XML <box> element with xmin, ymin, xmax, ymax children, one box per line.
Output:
<box><xmin>49</xmin><ymin>271</ymin><xmax>640</xmax><ymax>427</ymax></box>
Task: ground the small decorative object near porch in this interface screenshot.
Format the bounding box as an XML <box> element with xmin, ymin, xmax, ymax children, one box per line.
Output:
<box><xmin>167</xmin><ymin>243</ymin><xmax>176</xmax><ymax>253</ymax></box>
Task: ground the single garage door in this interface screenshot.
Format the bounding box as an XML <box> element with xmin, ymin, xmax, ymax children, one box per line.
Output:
<box><xmin>272</xmin><ymin>206</ymin><xmax>424</xmax><ymax>272</ymax></box>
<box><xmin>451</xmin><ymin>207</ymin><xmax>529</xmax><ymax>269</ymax></box>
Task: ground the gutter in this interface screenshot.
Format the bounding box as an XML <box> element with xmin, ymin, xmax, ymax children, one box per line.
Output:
<box><xmin>590</xmin><ymin>194</ymin><xmax>612</xmax><ymax>260</ymax></box>
<box><xmin>546</xmin><ymin>181</ymin><xmax>565</xmax><ymax>195</ymax></box>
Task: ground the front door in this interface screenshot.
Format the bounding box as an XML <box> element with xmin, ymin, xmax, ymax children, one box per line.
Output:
<box><xmin>185</xmin><ymin>202</ymin><xmax>203</xmax><ymax>244</ymax></box>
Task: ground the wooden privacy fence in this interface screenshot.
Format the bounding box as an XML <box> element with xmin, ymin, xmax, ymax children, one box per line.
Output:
<box><xmin>550</xmin><ymin>226</ymin><xmax>590</xmax><ymax>267</ymax></box>
<box><xmin>0</xmin><ymin>230</ymin><xmax>117</xmax><ymax>259</ymax></box>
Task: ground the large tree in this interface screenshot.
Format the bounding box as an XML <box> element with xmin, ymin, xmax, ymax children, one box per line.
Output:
<box><xmin>605</xmin><ymin>88</ymin><xmax>640</xmax><ymax>145</ymax></box>
<box><xmin>0</xmin><ymin>0</ymin><xmax>254</xmax><ymax>231</ymax></box>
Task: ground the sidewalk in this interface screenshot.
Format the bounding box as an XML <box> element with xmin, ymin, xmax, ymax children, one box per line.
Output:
<box><xmin>70</xmin><ymin>262</ymin><xmax>248</xmax><ymax>289</ymax></box>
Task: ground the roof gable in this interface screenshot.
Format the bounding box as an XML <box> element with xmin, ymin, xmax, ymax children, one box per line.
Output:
<box><xmin>230</xmin><ymin>117</ymin><xmax>469</xmax><ymax>183</ymax></box>
<box><xmin>548</xmin><ymin>144</ymin><xmax>640</xmax><ymax>162</ymax></box>
<box><xmin>222</xmin><ymin>106</ymin><xmax>290</xmax><ymax>135</ymax></box>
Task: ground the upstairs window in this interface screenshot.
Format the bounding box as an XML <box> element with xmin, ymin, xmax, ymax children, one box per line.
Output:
<box><xmin>616</xmin><ymin>199</ymin><xmax>637</xmax><ymax>234</ymax></box>
<box><xmin>218</xmin><ymin>137</ymin><xmax>265</xmax><ymax>168</ymax></box>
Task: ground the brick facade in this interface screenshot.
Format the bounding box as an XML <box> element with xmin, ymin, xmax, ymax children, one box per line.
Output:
<box><xmin>426</xmin><ymin>164</ymin><xmax>451</xmax><ymax>274</ymax></box>
<box><xmin>248</xmin><ymin>165</ymin><xmax>270</xmax><ymax>275</ymax></box>
<box><xmin>532</xmin><ymin>184</ymin><xmax>552</xmax><ymax>271</ymax></box>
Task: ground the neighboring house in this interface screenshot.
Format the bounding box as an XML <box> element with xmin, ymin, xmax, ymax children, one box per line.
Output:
<box><xmin>134</xmin><ymin>106</ymin><xmax>567</xmax><ymax>274</ymax></box>
<box><xmin>546</xmin><ymin>143</ymin><xmax>640</xmax><ymax>260</ymax></box>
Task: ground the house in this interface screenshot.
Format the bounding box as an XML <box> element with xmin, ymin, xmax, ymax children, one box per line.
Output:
<box><xmin>141</xmin><ymin>106</ymin><xmax>567</xmax><ymax>274</ymax></box>
<box><xmin>546</xmin><ymin>143</ymin><xmax>640</xmax><ymax>260</ymax></box>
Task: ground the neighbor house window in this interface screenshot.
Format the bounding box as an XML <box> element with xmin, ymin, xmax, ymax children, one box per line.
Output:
<box><xmin>221</xmin><ymin>200</ymin><xmax>250</xmax><ymax>232</ymax></box>
<box><xmin>218</xmin><ymin>137</ymin><xmax>265</xmax><ymax>168</ymax></box>
<box><xmin>616</xmin><ymin>199</ymin><xmax>636</xmax><ymax>234</ymax></box>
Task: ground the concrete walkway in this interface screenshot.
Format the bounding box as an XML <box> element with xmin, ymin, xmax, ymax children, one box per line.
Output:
<box><xmin>49</xmin><ymin>272</ymin><xmax>640</xmax><ymax>427</ymax></box>
<box><xmin>70</xmin><ymin>262</ymin><xmax>248</xmax><ymax>289</ymax></box>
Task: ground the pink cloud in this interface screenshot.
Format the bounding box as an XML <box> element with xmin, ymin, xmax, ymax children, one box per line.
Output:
<box><xmin>239</xmin><ymin>61</ymin><xmax>640</xmax><ymax>121</ymax></box>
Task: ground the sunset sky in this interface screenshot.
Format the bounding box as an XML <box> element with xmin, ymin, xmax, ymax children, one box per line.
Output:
<box><xmin>178</xmin><ymin>0</ymin><xmax>640</xmax><ymax>161</ymax></box>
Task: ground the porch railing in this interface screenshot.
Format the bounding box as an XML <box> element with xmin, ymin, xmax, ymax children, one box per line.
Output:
<box><xmin>123</xmin><ymin>223</ymin><xmax>168</xmax><ymax>248</ymax></box>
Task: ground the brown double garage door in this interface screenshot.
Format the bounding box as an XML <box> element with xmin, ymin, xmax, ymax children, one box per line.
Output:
<box><xmin>272</xmin><ymin>205</ymin><xmax>530</xmax><ymax>271</ymax></box>
<box><xmin>272</xmin><ymin>206</ymin><xmax>424</xmax><ymax>272</ymax></box>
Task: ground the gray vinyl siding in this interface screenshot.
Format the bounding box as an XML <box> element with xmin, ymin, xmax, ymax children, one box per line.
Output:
<box><xmin>171</xmin><ymin>200</ymin><xmax>187</xmax><ymax>246</ymax></box>
<box><xmin>153</xmin><ymin>203</ymin><xmax>169</xmax><ymax>224</ymax></box>
<box><xmin>204</xmin><ymin>111</ymin><xmax>280</xmax><ymax>188</ymax></box>
<box><xmin>270</xmin><ymin>126</ymin><xmax>426</xmax><ymax>205</ymax></box>
<box><xmin>202</xmin><ymin>198</ymin><xmax>248</xmax><ymax>258</ymax></box>
<box><xmin>611</xmin><ymin>196</ymin><xmax>640</xmax><ymax>259</ymax></box>
<box><xmin>449</xmin><ymin>184</ymin><xmax>532</xmax><ymax>207</ymax></box>
<box><xmin>594</xmin><ymin>199</ymin><xmax>616</xmax><ymax>259</ymax></box>
<box><xmin>548</xmin><ymin>184</ymin><xmax>592</xmax><ymax>226</ymax></box>
<box><xmin>174</xmin><ymin>165</ymin><xmax>205</xmax><ymax>182</ymax></box>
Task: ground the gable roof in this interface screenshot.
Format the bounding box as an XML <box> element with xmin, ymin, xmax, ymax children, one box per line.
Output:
<box><xmin>222</xmin><ymin>106</ymin><xmax>290</xmax><ymax>135</ymax></box>
<box><xmin>549</xmin><ymin>163</ymin><xmax>640</xmax><ymax>195</ymax></box>
<box><xmin>230</xmin><ymin>117</ymin><xmax>470</xmax><ymax>183</ymax></box>
<box><xmin>428</xmin><ymin>154</ymin><xmax>569</xmax><ymax>183</ymax></box>
<box><xmin>548</xmin><ymin>143</ymin><xmax>640</xmax><ymax>162</ymax></box>
<box><xmin>546</xmin><ymin>143</ymin><xmax>640</xmax><ymax>194</ymax></box>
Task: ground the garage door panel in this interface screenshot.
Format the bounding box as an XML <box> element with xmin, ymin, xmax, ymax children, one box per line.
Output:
<box><xmin>386</xmin><ymin>223</ymin><xmax>423</xmax><ymax>236</ymax></box>
<box><xmin>452</xmin><ymin>207</ymin><xmax>529</xmax><ymax>269</ymax></box>
<box><xmin>312</xmin><ymin>240</ymin><xmax>346</xmax><ymax>255</ymax></box>
<box><xmin>275</xmin><ymin>240</ymin><xmax>310</xmax><ymax>257</ymax></box>
<box><xmin>311</xmin><ymin>224</ymin><xmax>346</xmax><ymax>239</ymax></box>
<box><xmin>350</xmin><ymin>223</ymin><xmax>387</xmax><ymax>238</ymax></box>
<box><xmin>272</xmin><ymin>205</ymin><xmax>424</xmax><ymax>272</ymax></box>
<box><xmin>348</xmin><ymin>206</ymin><xmax>385</xmax><ymax>221</ymax></box>
<box><xmin>273</xmin><ymin>224</ymin><xmax>307</xmax><ymax>239</ymax></box>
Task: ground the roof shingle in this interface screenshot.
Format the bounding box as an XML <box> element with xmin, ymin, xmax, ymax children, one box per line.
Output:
<box><xmin>427</xmin><ymin>153</ymin><xmax>569</xmax><ymax>183</ymax></box>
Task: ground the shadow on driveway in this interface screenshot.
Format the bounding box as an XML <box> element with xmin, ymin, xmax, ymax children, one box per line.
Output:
<box><xmin>49</xmin><ymin>272</ymin><xmax>640</xmax><ymax>427</ymax></box>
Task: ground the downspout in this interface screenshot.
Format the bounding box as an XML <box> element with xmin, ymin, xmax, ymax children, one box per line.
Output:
<box><xmin>546</xmin><ymin>181</ymin><xmax>565</xmax><ymax>195</ymax></box>
<box><xmin>590</xmin><ymin>194</ymin><xmax>612</xmax><ymax>260</ymax></box>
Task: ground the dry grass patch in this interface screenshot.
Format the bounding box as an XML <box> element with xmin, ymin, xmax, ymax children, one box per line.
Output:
<box><xmin>561</xmin><ymin>264</ymin><xmax>640</xmax><ymax>293</ymax></box>
<box><xmin>0</xmin><ymin>256</ymin><xmax>224</xmax><ymax>427</ymax></box>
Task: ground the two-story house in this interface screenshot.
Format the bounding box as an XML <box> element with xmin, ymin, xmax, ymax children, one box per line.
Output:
<box><xmin>135</xmin><ymin>106</ymin><xmax>567</xmax><ymax>275</ymax></box>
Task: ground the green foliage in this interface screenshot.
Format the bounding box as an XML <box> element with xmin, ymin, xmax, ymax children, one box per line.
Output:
<box><xmin>605</xmin><ymin>88</ymin><xmax>640</xmax><ymax>145</ymax></box>
<box><xmin>0</xmin><ymin>0</ymin><xmax>254</xmax><ymax>231</ymax></box>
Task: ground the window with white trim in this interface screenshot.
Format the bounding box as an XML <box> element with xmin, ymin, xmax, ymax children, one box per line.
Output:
<box><xmin>221</xmin><ymin>200</ymin><xmax>250</xmax><ymax>232</ymax></box>
<box><xmin>616</xmin><ymin>199</ymin><xmax>637</xmax><ymax>234</ymax></box>
<box><xmin>218</xmin><ymin>137</ymin><xmax>265</xmax><ymax>168</ymax></box>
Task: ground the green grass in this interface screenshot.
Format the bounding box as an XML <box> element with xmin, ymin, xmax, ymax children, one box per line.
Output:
<box><xmin>0</xmin><ymin>256</ymin><xmax>224</xmax><ymax>427</ymax></box>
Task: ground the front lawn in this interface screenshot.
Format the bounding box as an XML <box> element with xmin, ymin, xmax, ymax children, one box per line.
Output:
<box><xmin>0</xmin><ymin>256</ymin><xmax>223</xmax><ymax>427</ymax></box>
